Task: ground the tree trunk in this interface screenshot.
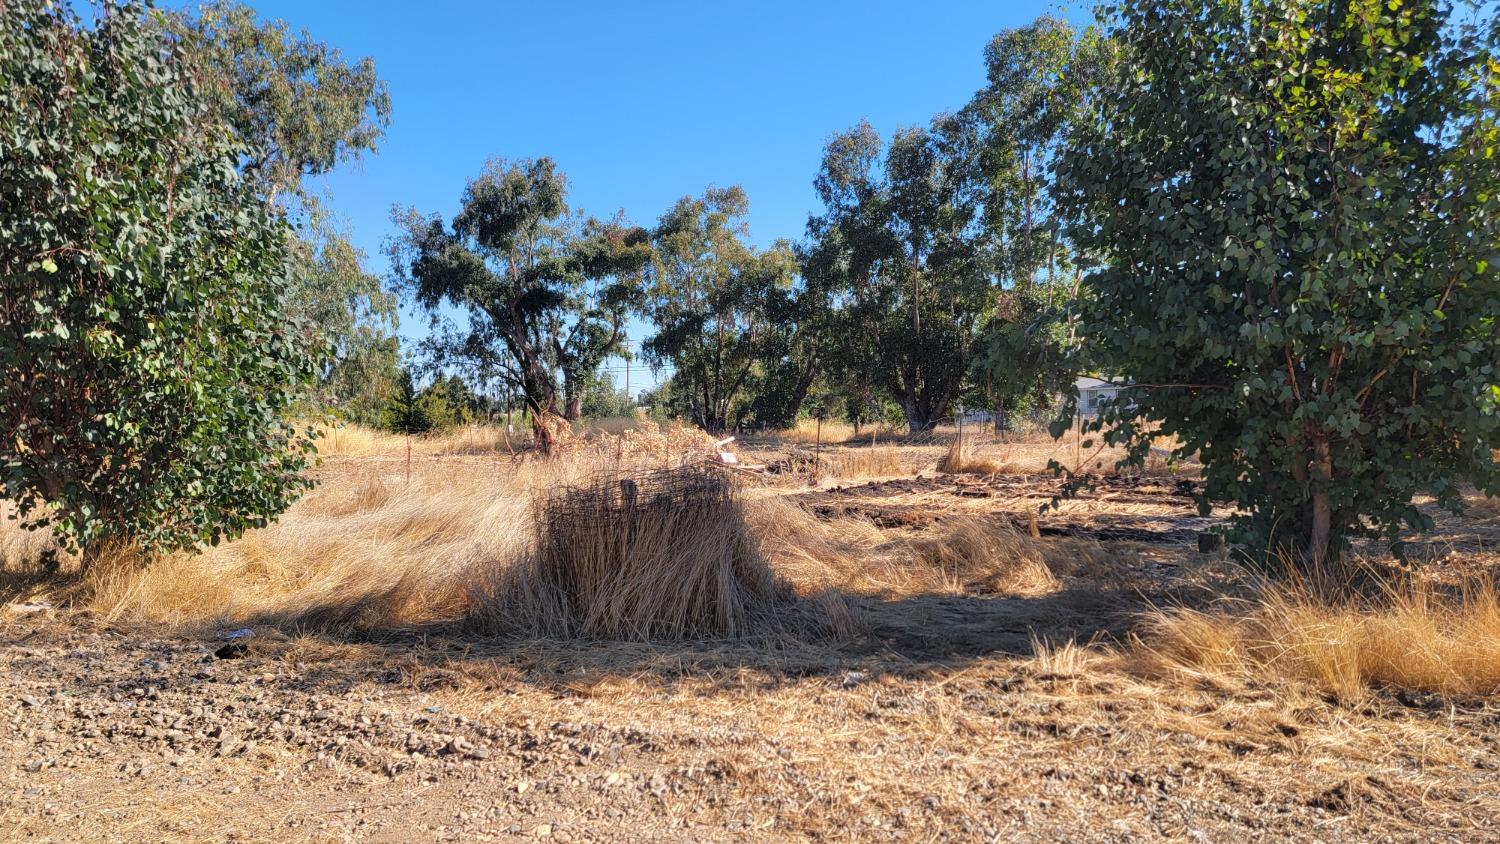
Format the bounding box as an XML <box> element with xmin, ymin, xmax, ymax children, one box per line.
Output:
<box><xmin>900</xmin><ymin>400</ymin><xmax>936</xmax><ymax>434</ymax></box>
<box><xmin>529</xmin><ymin>409</ymin><xmax>556</xmax><ymax>455</ymax></box>
<box><xmin>1308</xmin><ymin>436</ymin><xmax>1334</xmax><ymax>567</ymax></box>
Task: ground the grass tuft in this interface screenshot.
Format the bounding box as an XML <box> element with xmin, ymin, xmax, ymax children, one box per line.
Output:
<box><xmin>936</xmin><ymin>434</ymin><xmax>1001</xmax><ymax>475</ymax></box>
<box><xmin>1134</xmin><ymin>567</ymin><xmax>1500</xmax><ymax>698</ymax></box>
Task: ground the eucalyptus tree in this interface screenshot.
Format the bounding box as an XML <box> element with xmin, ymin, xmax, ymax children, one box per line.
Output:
<box><xmin>390</xmin><ymin>158</ymin><xmax>649</xmax><ymax>452</ymax></box>
<box><xmin>159</xmin><ymin>1</ymin><xmax>391</xmax><ymax>204</ymax></box>
<box><xmin>2</xmin><ymin>0</ymin><xmax>316</xmax><ymax>565</ymax></box>
<box><xmin>969</xmin><ymin>16</ymin><xmax>1113</xmax><ymax>291</ymax></box>
<box><xmin>803</xmin><ymin>124</ymin><xmax>891</xmax><ymax>432</ymax></box>
<box><xmin>806</xmin><ymin>116</ymin><xmax>997</xmax><ymax>432</ymax></box>
<box><xmin>1058</xmin><ymin>0</ymin><xmax>1500</xmax><ymax>567</ymax></box>
<box><xmin>962</xmin><ymin>16</ymin><xmax>1117</xmax><ymax>424</ymax></box>
<box><xmin>643</xmin><ymin>187</ymin><xmax>799</xmax><ymax>433</ymax></box>
<box><xmin>551</xmin><ymin>215</ymin><xmax>654</xmax><ymax>420</ymax></box>
<box><xmin>161</xmin><ymin>1</ymin><xmax>399</xmax><ymax>421</ymax></box>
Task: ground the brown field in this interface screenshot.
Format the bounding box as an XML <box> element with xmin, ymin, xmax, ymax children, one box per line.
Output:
<box><xmin>2</xmin><ymin>422</ymin><xmax>1498</xmax><ymax>842</ymax></box>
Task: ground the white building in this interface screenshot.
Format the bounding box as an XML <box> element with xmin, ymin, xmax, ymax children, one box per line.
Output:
<box><xmin>1075</xmin><ymin>375</ymin><xmax>1129</xmax><ymax>417</ymax></box>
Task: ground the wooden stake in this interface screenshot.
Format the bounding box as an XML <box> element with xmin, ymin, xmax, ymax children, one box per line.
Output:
<box><xmin>1074</xmin><ymin>412</ymin><xmax>1082</xmax><ymax>472</ymax></box>
<box><xmin>814</xmin><ymin>417</ymin><xmax>823</xmax><ymax>475</ymax></box>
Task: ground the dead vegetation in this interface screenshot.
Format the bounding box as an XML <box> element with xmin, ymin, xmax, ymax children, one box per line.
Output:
<box><xmin>820</xmin><ymin>446</ymin><xmax>906</xmax><ymax>479</ymax></box>
<box><xmin>1135</xmin><ymin>569</ymin><xmax>1500</xmax><ymax>698</ymax></box>
<box><xmin>3</xmin><ymin>423</ymin><xmax>1500</xmax><ymax>840</ymax></box>
<box><xmin>936</xmin><ymin>433</ymin><xmax>1002</xmax><ymax>475</ymax></box>
<box><xmin>471</xmin><ymin>464</ymin><xmax>801</xmax><ymax>640</ymax></box>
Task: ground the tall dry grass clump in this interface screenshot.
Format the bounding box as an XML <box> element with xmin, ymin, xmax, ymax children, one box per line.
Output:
<box><xmin>1135</xmin><ymin>569</ymin><xmax>1500</xmax><ymax>698</ymax></box>
<box><xmin>746</xmin><ymin>496</ymin><xmax>1061</xmax><ymax>599</ymax></box>
<box><xmin>745</xmin><ymin>494</ymin><xmax>888</xmax><ymax>590</ymax></box>
<box><xmin>473</xmin><ymin>464</ymin><xmax>798</xmax><ymax>640</ymax></box>
<box><xmin>907</xmin><ymin>518</ymin><xmax>1059</xmax><ymax>596</ymax></box>
<box><xmin>936</xmin><ymin>434</ymin><xmax>1001</xmax><ymax>475</ymax></box>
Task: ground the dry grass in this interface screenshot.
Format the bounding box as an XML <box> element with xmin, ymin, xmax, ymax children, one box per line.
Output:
<box><xmin>314</xmin><ymin>422</ymin><xmax>520</xmax><ymax>457</ymax></box>
<box><xmin>1464</xmin><ymin>489</ymin><xmax>1500</xmax><ymax>519</ymax></box>
<box><xmin>774</xmin><ymin>418</ymin><xmax>859</xmax><ymax>445</ymax></box>
<box><xmin>1135</xmin><ymin>568</ymin><xmax>1500</xmax><ymax>698</ymax></box>
<box><xmin>575</xmin><ymin>415</ymin><xmax>648</xmax><ymax>436</ymax></box>
<box><xmin>74</xmin><ymin>462</ymin><xmax>540</xmax><ymax>630</ymax></box>
<box><xmin>0</xmin><ymin>502</ymin><xmax>57</xmax><ymax>599</ymax></box>
<box><xmin>906</xmin><ymin>518</ymin><xmax>1059</xmax><ymax>595</ymax></box>
<box><xmin>936</xmin><ymin>434</ymin><xmax>1002</xmax><ymax>475</ymax></box>
<box><xmin>821</xmin><ymin>447</ymin><xmax>905</xmax><ymax>479</ymax></box>
<box><xmin>746</xmin><ymin>495</ymin><xmax>1065</xmax><ymax>599</ymax></box>
<box><xmin>2</xmin><ymin>425</ymin><xmax>1497</xmax><ymax>708</ymax></box>
<box><xmin>471</xmin><ymin>465</ymin><xmax>800</xmax><ymax>640</ymax></box>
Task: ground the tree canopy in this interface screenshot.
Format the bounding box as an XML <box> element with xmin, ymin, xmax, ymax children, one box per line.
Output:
<box><xmin>805</xmin><ymin>116</ymin><xmax>997</xmax><ymax>432</ymax></box>
<box><xmin>1058</xmin><ymin>0</ymin><xmax>1500</xmax><ymax>565</ymax></box>
<box><xmin>643</xmin><ymin>187</ymin><xmax>802</xmax><ymax>433</ymax></box>
<box><xmin>1</xmin><ymin>0</ymin><xmax>316</xmax><ymax>562</ymax></box>
<box><xmin>162</xmin><ymin>1</ymin><xmax>399</xmax><ymax>425</ymax></box>
<box><xmin>390</xmin><ymin>158</ymin><xmax>650</xmax><ymax>451</ymax></box>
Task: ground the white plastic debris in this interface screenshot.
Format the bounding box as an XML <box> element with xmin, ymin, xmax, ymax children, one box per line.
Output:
<box><xmin>224</xmin><ymin>628</ymin><xmax>255</xmax><ymax>641</ymax></box>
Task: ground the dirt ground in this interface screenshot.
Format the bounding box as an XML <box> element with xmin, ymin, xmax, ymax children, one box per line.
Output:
<box><xmin>3</xmin><ymin>436</ymin><xmax>1500</xmax><ymax>842</ymax></box>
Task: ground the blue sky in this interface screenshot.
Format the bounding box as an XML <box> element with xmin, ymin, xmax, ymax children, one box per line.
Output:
<box><xmin>166</xmin><ymin>1</ymin><xmax>1086</xmax><ymax>393</ymax></box>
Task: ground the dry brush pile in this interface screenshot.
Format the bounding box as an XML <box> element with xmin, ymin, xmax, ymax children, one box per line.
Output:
<box><xmin>471</xmin><ymin>464</ymin><xmax>806</xmax><ymax>640</ymax></box>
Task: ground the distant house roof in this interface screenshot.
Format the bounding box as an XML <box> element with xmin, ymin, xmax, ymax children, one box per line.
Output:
<box><xmin>1075</xmin><ymin>375</ymin><xmax>1128</xmax><ymax>391</ymax></box>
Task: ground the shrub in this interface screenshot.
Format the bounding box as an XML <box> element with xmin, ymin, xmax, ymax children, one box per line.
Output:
<box><xmin>473</xmin><ymin>465</ymin><xmax>795</xmax><ymax>640</ymax></box>
<box><xmin>0</xmin><ymin>1</ymin><xmax>316</xmax><ymax>565</ymax></box>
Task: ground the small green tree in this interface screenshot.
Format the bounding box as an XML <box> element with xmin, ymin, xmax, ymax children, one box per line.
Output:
<box><xmin>975</xmin><ymin>289</ymin><xmax>1070</xmax><ymax>431</ymax></box>
<box><xmin>579</xmin><ymin>371</ymin><xmax>636</xmax><ymax>419</ymax></box>
<box><xmin>416</xmin><ymin>375</ymin><xmax>478</xmax><ymax>431</ymax></box>
<box><xmin>1</xmin><ymin>1</ymin><xmax>316</xmax><ymax>565</ymax></box>
<box><xmin>1058</xmin><ymin>0</ymin><xmax>1500</xmax><ymax>566</ymax></box>
<box><xmin>379</xmin><ymin>369</ymin><xmax>432</xmax><ymax>435</ymax></box>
